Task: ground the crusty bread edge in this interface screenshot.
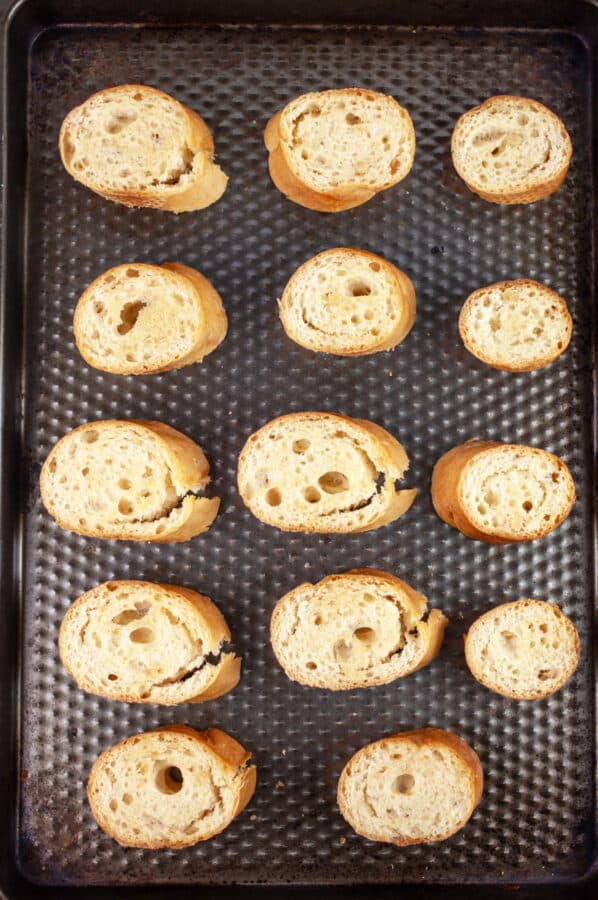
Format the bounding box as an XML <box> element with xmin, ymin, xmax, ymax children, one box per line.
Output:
<box><xmin>450</xmin><ymin>95</ymin><xmax>572</xmax><ymax>204</ymax></box>
<box><xmin>463</xmin><ymin>599</ymin><xmax>580</xmax><ymax>699</ymax></box>
<box><xmin>337</xmin><ymin>727</ymin><xmax>483</xmax><ymax>845</ymax></box>
<box><xmin>458</xmin><ymin>279</ymin><xmax>572</xmax><ymax>372</ymax></box>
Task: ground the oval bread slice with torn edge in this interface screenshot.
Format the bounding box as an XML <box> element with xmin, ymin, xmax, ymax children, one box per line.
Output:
<box><xmin>87</xmin><ymin>725</ymin><xmax>256</xmax><ymax>848</ymax></box>
<box><xmin>458</xmin><ymin>279</ymin><xmax>572</xmax><ymax>372</ymax></box>
<box><xmin>464</xmin><ymin>599</ymin><xmax>580</xmax><ymax>700</ymax></box>
<box><xmin>40</xmin><ymin>419</ymin><xmax>220</xmax><ymax>542</ymax></box>
<box><xmin>59</xmin><ymin>581</ymin><xmax>240</xmax><ymax>704</ymax></box>
<box><xmin>264</xmin><ymin>88</ymin><xmax>415</xmax><ymax>212</ymax></box>
<box><xmin>451</xmin><ymin>95</ymin><xmax>572</xmax><ymax>204</ymax></box>
<box><xmin>59</xmin><ymin>84</ymin><xmax>228</xmax><ymax>212</ymax></box>
<box><xmin>237</xmin><ymin>411</ymin><xmax>417</xmax><ymax>533</ymax></box>
<box><xmin>431</xmin><ymin>440</ymin><xmax>575</xmax><ymax>543</ymax></box>
<box><xmin>270</xmin><ymin>569</ymin><xmax>446</xmax><ymax>689</ymax></box>
<box><xmin>337</xmin><ymin>728</ymin><xmax>483</xmax><ymax>845</ymax></box>
<box><xmin>74</xmin><ymin>261</ymin><xmax>228</xmax><ymax>375</ymax></box>
<box><xmin>278</xmin><ymin>248</ymin><xmax>415</xmax><ymax>356</ymax></box>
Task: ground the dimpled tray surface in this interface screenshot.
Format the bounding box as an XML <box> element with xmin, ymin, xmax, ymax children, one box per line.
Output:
<box><xmin>15</xmin><ymin>21</ymin><xmax>594</xmax><ymax>888</ymax></box>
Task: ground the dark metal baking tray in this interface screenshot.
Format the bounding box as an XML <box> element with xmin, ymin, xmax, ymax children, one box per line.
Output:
<box><xmin>1</xmin><ymin>0</ymin><xmax>597</xmax><ymax>897</ymax></box>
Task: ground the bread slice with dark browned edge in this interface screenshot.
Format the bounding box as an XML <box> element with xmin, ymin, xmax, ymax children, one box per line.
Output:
<box><xmin>451</xmin><ymin>95</ymin><xmax>572</xmax><ymax>204</ymax></box>
<box><xmin>278</xmin><ymin>248</ymin><xmax>415</xmax><ymax>356</ymax></box>
<box><xmin>59</xmin><ymin>84</ymin><xmax>227</xmax><ymax>212</ymax></box>
<box><xmin>74</xmin><ymin>261</ymin><xmax>227</xmax><ymax>375</ymax></box>
<box><xmin>458</xmin><ymin>279</ymin><xmax>572</xmax><ymax>372</ymax></box>
<box><xmin>264</xmin><ymin>88</ymin><xmax>415</xmax><ymax>212</ymax></box>
<box><xmin>59</xmin><ymin>581</ymin><xmax>240</xmax><ymax>704</ymax></box>
<box><xmin>40</xmin><ymin>419</ymin><xmax>220</xmax><ymax>542</ymax></box>
<box><xmin>431</xmin><ymin>440</ymin><xmax>575</xmax><ymax>543</ymax></box>
<box><xmin>271</xmin><ymin>569</ymin><xmax>446</xmax><ymax>689</ymax></box>
<box><xmin>464</xmin><ymin>599</ymin><xmax>580</xmax><ymax>700</ymax></box>
<box><xmin>337</xmin><ymin>728</ymin><xmax>483</xmax><ymax>845</ymax></box>
<box><xmin>87</xmin><ymin>725</ymin><xmax>256</xmax><ymax>848</ymax></box>
<box><xmin>237</xmin><ymin>411</ymin><xmax>416</xmax><ymax>533</ymax></box>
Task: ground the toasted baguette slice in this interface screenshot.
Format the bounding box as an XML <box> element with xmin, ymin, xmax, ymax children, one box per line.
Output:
<box><xmin>451</xmin><ymin>95</ymin><xmax>572</xmax><ymax>204</ymax></box>
<box><xmin>338</xmin><ymin>728</ymin><xmax>483</xmax><ymax>845</ymax></box>
<box><xmin>74</xmin><ymin>262</ymin><xmax>227</xmax><ymax>375</ymax></box>
<box><xmin>458</xmin><ymin>279</ymin><xmax>572</xmax><ymax>371</ymax></box>
<box><xmin>59</xmin><ymin>581</ymin><xmax>240</xmax><ymax>704</ymax></box>
<box><xmin>88</xmin><ymin>725</ymin><xmax>256</xmax><ymax>848</ymax></box>
<box><xmin>59</xmin><ymin>85</ymin><xmax>227</xmax><ymax>212</ymax></box>
<box><xmin>237</xmin><ymin>412</ymin><xmax>416</xmax><ymax>533</ymax></box>
<box><xmin>431</xmin><ymin>440</ymin><xmax>575</xmax><ymax>543</ymax></box>
<box><xmin>278</xmin><ymin>248</ymin><xmax>415</xmax><ymax>356</ymax></box>
<box><xmin>464</xmin><ymin>599</ymin><xmax>580</xmax><ymax>700</ymax></box>
<box><xmin>40</xmin><ymin>420</ymin><xmax>219</xmax><ymax>542</ymax></box>
<box><xmin>264</xmin><ymin>88</ymin><xmax>415</xmax><ymax>212</ymax></box>
<box><xmin>271</xmin><ymin>569</ymin><xmax>446</xmax><ymax>689</ymax></box>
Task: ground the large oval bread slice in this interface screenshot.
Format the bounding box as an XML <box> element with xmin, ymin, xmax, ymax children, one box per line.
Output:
<box><xmin>451</xmin><ymin>95</ymin><xmax>572</xmax><ymax>204</ymax></box>
<box><xmin>237</xmin><ymin>412</ymin><xmax>417</xmax><ymax>533</ymax></box>
<box><xmin>431</xmin><ymin>440</ymin><xmax>575</xmax><ymax>543</ymax></box>
<box><xmin>271</xmin><ymin>569</ymin><xmax>446</xmax><ymax>689</ymax></box>
<box><xmin>464</xmin><ymin>599</ymin><xmax>580</xmax><ymax>700</ymax></box>
<box><xmin>88</xmin><ymin>725</ymin><xmax>256</xmax><ymax>848</ymax></box>
<box><xmin>338</xmin><ymin>728</ymin><xmax>483</xmax><ymax>845</ymax></box>
<box><xmin>59</xmin><ymin>581</ymin><xmax>240</xmax><ymax>704</ymax></box>
<box><xmin>279</xmin><ymin>248</ymin><xmax>415</xmax><ymax>356</ymax></box>
<box><xmin>264</xmin><ymin>88</ymin><xmax>415</xmax><ymax>212</ymax></box>
<box><xmin>59</xmin><ymin>84</ymin><xmax>228</xmax><ymax>212</ymax></box>
<box><xmin>40</xmin><ymin>420</ymin><xmax>219</xmax><ymax>542</ymax></box>
<box><xmin>458</xmin><ymin>279</ymin><xmax>572</xmax><ymax>371</ymax></box>
<box><xmin>74</xmin><ymin>262</ymin><xmax>227</xmax><ymax>374</ymax></box>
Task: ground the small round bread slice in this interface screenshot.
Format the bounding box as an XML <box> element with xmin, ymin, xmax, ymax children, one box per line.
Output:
<box><xmin>464</xmin><ymin>599</ymin><xmax>580</xmax><ymax>700</ymax></box>
<box><xmin>279</xmin><ymin>248</ymin><xmax>415</xmax><ymax>356</ymax></box>
<box><xmin>40</xmin><ymin>419</ymin><xmax>220</xmax><ymax>542</ymax></box>
<box><xmin>59</xmin><ymin>581</ymin><xmax>240</xmax><ymax>704</ymax></box>
<box><xmin>271</xmin><ymin>569</ymin><xmax>446</xmax><ymax>689</ymax></box>
<box><xmin>264</xmin><ymin>88</ymin><xmax>415</xmax><ymax>212</ymax></box>
<box><xmin>59</xmin><ymin>84</ymin><xmax>227</xmax><ymax>212</ymax></box>
<box><xmin>88</xmin><ymin>725</ymin><xmax>256</xmax><ymax>848</ymax></box>
<box><xmin>451</xmin><ymin>95</ymin><xmax>572</xmax><ymax>204</ymax></box>
<box><xmin>74</xmin><ymin>262</ymin><xmax>227</xmax><ymax>374</ymax></box>
<box><xmin>458</xmin><ymin>279</ymin><xmax>572</xmax><ymax>371</ymax></box>
<box><xmin>431</xmin><ymin>440</ymin><xmax>575</xmax><ymax>543</ymax></box>
<box><xmin>338</xmin><ymin>728</ymin><xmax>483</xmax><ymax>845</ymax></box>
<box><xmin>237</xmin><ymin>411</ymin><xmax>417</xmax><ymax>533</ymax></box>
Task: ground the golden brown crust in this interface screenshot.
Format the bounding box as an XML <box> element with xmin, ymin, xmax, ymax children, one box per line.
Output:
<box><xmin>40</xmin><ymin>419</ymin><xmax>220</xmax><ymax>542</ymax></box>
<box><xmin>87</xmin><ymin>725</ymin><xmax>256</xmax><ymax>848</ymax></box>
<box><xmin>451</xmin><ymin>95</ymin><xmax>572</xmax><ymax>204</ymax></box>
<box><xmin>278</xmin><ymin>248</ymin><xmax>416</xmax><ymax>356</ymax></box>
<box><xmin>337</xmin><ymin>728</ymin><xmax>483</xmax><ymax>846</ymax></box>
<box><xmin>431</xmin><ymin>440</ymin><xmax>575</xmax><ymax>543</ymax></box>
<box><xmin>458</xmin><ymin>279</ymin><xmax>573</xmax><ymax>372</ymax></box>
<box><xmin>463</xmin><ymin>599</ymin><xmax>581</xmax><ymax>700</ymax></box>
<box><xmin>59</xmin><ymin>84</ymin><xmax>227</xmax><ymax>213</ymax></box>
